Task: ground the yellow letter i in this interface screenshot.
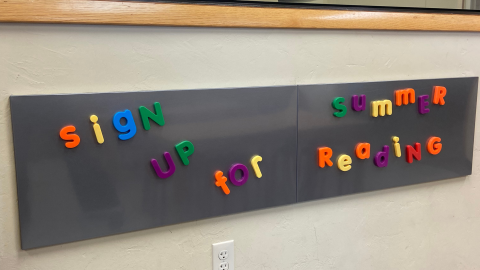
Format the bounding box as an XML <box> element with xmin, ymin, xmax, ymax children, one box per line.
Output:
<box><xmin>392</xmin><ymin>136</ymin><xmax>401</xmax><ymax>157</ymax></box>
<box><xmin>90</xmin><ymin>115</ymin><xmax>104</xmax><ymax>144</ymax></box>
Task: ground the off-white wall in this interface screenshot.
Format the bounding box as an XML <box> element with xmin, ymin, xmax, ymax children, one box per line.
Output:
<box><xmin>1</xmin><ymin>24</ymin><xmax>480</xmax><ymax>270</ymax></box>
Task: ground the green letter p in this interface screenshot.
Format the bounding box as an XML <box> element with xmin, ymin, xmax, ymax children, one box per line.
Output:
<box><xmin>175</xmin><ymin>140</ymin><xmax>195</xmax><ymax>166</ymax></box>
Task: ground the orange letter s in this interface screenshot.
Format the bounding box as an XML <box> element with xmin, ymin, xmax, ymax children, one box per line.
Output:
<box><xmin>60</xmin><ymin>125</ymin><xmax>80</xmax><ymax>148</ymax></box>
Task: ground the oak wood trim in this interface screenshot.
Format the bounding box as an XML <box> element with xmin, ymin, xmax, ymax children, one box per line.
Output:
<box><xmin>1</xmin><ymin>0</ymin><xmax>480</xmax><ymax>31</ymax></box>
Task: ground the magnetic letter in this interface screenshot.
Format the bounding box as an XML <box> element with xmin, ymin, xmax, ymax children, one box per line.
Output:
<box><xmin>374</xmin><ymin>146</ymin><xmax>389</xmax><ymax>167</ymax></box>
<box><xmin>418</xmin><ymin>95</ymin><xmax>430</xmax><ymax>114</ymax></box>
<box><xmin>337</xmin><ymin>154</ymin><xmax>352</xmax><ymax>172</ymax></box>
<box><xmin>175</xmin><ymin>140</ymin><xmax>194</xmax><ymax>165</ymax></box>
<box><xmin>151</xmin><ymin>152</ymin><xmax>176</xmax><ymax>178</ymax></box>
<box><xmin>371</xmin><ymin>100</ymin><xmax>393</xmax><ymax>117</ymax></box>
<box><xmin>427</xmin><ymin>137</ymin><xmax>442</xmax><ymax>155</ymax></box>
<box><xmin>432</xmin><ymin>86</ymin><xmax>447</xmax><ymax>105</ymax></box>
<box><xmin>332</xmin><ymin>97</ymin><xmax>347</xmax><ymax>117</ymax></box>
<box><xmin>250</xmin><ymin>155</ymin><xmax>263</xmax><ymax>178</ymax></box>
<box><xmin>214</xmin><ymin>171</ymin><xmax>230</xmax><ymax>195</ymax></box>
<box><xmin>392</xmin><ymin>136</ymin><xmax>401</xmax><ymax>157</ymax></box>
<box><xmin>355</xmin><ymin>143</ymin><xmax>370</xmax><ymax>159</ymax></box>
<box><xmin>406</xmin><ymin>143</ymin><xmax>422</xmax><ymax>163</ymax></box>
<box><xmin>90</xmin><ymin>115</ymin><xmax>104</xmax><ymax>144</ymax></box>
<box><xmin>395</xmin><ymin>88</ymin><xmax>415</xmax><ymax>106</ymax></box>
<box><xmin>113</xmin><ymin>109</ymin><xmax>137</xmax><ymax>140</ymax></box>
<box><xmin>352</xmin><ymin>95</ymin><xmax>366</xmax><ymax>111</ymax></box>
<box><xmin>318</xmin><ymin>147</ymin><xmax>333</xmax><ymax>168</ymax></box>
<box><xmin>139</xmin><ymin>102</ymin><xmax>165</xmax><ymax>130</ymax></box>
<box><xmin>59</xmin><ymin>125</ymin><xmax>80</xmax><ymax>149</ymax></box>
<box><xmin>229</xmin><ymin>163</ymin><xmax>249</xmax><ymax>186</ymax></box>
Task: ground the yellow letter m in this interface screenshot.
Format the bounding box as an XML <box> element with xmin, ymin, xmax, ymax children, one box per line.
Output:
<box><xmin>371</xmin><ymin>100</ymin><xmax>392</xmax><ymax>117</ymax></box>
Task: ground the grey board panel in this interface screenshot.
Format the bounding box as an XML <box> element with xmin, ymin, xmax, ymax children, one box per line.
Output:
<box><xmin>297</xmin><ymin>77</ymin><xmax>478</xmax><ymax>202</ymax></box>
<box><xmin>10</xmin><ymin>86</ymin><xmax>298</xmax><ymax>249</ymax></box>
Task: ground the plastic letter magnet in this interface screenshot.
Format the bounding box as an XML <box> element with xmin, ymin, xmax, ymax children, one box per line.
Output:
<box><xmin>215</xmin><ymin>171</ymin><xmax>230</xmax><ymax>195</ymax></box>
<box><xmin>90</xmin><ymin>115</ymin><xmax>104</xmax><ymax>144</ymax></box>
<box><xmin>250</xmin><ymin>155</ymin><xmax>263</xmax><ymax>178</ymax></box>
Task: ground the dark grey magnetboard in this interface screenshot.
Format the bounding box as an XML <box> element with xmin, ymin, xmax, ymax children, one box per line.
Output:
<box><xmin>10</xmin><ymin>86</ymin><xmax>298</xmax><ymax>250</ymax></box>
<box><xmin>297</xmin><ymin>77</ymin><xmax>478</xmax><ymax>202</ymax></box>
<box><xmin>10</xmin><ymin>78</ymin><xmax>478</xmax><ymax>250</ymax></box>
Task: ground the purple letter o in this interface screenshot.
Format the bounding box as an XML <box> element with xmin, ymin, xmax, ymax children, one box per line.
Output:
<box><xmin>229</xmin><ymin>163</ymin><xmax>249</xmax><ymax>186</ymax></box>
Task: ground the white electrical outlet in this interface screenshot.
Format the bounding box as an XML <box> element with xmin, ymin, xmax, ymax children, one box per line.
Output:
<box><xmin>212</xmin><ymin>240</ymin><xmax>234</xmax><ymax>270</ymax></box>
<box><xmin>219</xmin><ymin>262</ymin><xmax>229</xmax><ymax>270</ymax></box>
<box><xmin>219</xmin><ymin>250</ymin><xmax>229</xmax><ymax>260</ymax></box>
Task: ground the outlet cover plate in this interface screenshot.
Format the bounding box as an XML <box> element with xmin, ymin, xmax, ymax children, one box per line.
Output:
<box><xmin>213</xmin><ymin>240</ymin><xmax>234</xmax><ymax>270</ymax></box>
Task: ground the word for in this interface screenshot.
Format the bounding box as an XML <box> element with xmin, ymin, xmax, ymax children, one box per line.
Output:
<box><xmin>318</xmin><ymin>136</ymin><xmax>442</xmax><ymax>171</ymax></box>
<box><xmin>332</xmin><ymin>86</ymin><xmax>447</xmax><ymax>117</ymax></box>
<box><xmin>214</xmin><ymin>155</ymin><xmax>263</xmax><ymax>195</ymax></box>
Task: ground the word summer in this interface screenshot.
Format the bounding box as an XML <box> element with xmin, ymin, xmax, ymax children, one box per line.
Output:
<box><xmin>58</xmin><ymin>101</ymin><xmax>263</xmax><ymax>196</ymax></box>
<box><xmin>331</xmin><ymin>86</ymin><xmax>446</xmax><ymax>117</ymax></box>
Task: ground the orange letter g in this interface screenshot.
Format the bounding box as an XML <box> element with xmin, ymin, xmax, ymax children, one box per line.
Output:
<box><xmin>427</xmin><ymin>137</ymin><xmax>442</xmax><ymax>155</ymax></box>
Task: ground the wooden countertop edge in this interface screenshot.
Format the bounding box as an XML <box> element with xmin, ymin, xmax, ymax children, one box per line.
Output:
<box><xmin>1</xmin><ymin>0</ymin><xmax>480</xmax><ymax>31</ymax></box>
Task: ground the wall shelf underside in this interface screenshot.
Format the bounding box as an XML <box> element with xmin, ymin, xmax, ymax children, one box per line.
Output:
<box><xmin>1</xmin><ymin>0</ymin><xmax>480</xmax><ymax>31</ymax></box>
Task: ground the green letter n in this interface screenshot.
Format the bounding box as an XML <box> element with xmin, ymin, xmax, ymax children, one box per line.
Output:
<box><xmin>139</xmin><ymin>102</ymin><xmax>165</xmax><ymax>130</ymax></box>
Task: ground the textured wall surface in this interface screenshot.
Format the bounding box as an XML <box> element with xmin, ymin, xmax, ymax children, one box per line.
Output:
<box><xmin>1</xmin><ymin>24</ymin><xmax>480</xmax><ymax>270</ymax></box>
